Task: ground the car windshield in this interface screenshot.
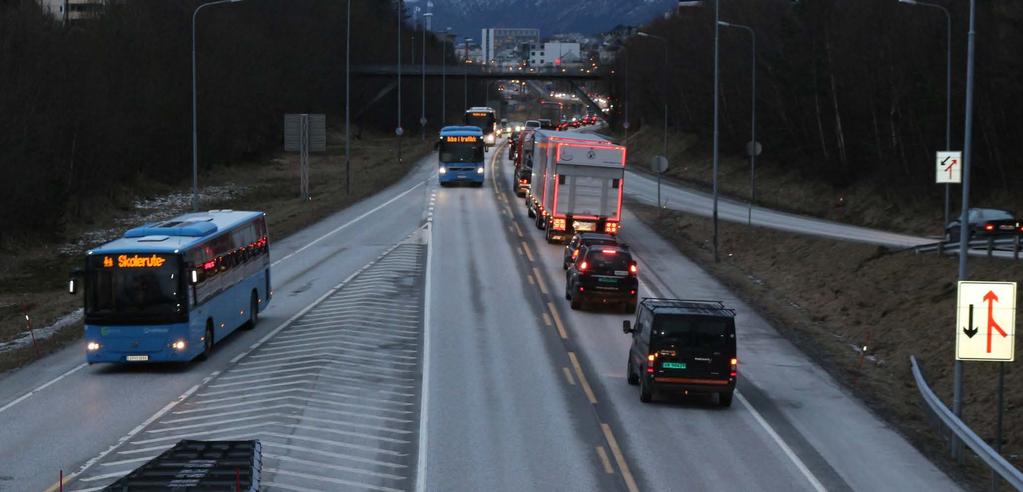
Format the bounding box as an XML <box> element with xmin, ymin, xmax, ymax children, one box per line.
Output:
<box><xmin>85</xmin><ymin>253</ymin><xmax>186</xmax><ymax>324</ymax></box>
<box><xmin>653</xmin><ymin>315</ymin><xmax>733</xmax><ymax>350</ymax></box>
<box><xmin>973</xmin><ymin>209</ymin><xmax>1014</xmax><ymax>221</ymax></box>
<box><xmin>439</xmin><ymin>140</ymin><xmax>483</xmax><ymax>163</ymax></box>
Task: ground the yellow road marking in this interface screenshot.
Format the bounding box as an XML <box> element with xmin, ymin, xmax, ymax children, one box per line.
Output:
<box><xmin>562</xmin><ymin>366</ymin><xmax>576</xmax><ymax>386</ymax></box>
<box><xmin>546</xmin><ymin>301</ymin><xmax>568</xmax><ymax>339</ymax></box>
<box><xmin>521</xmin><ymin>242</ymin><xmax>535</xmax><ymax>262</ymax></box>
<box><xmin>513</xmin><ymin>222</ymin><xmax>524</xmax><ymax>237</ymax></box>
<box><xmin>533</xmin><ymin>267</ymin><xmax>549</xmax><ymax>295</ymax></box>
<box><xmin>596</xmin><ymin>446</ymin><xmax>615</xmax><ymax>474</ymax></box>
<box><xmin>568</xmin><ymin>351</ymin><xmax>597</xmax><ymax>404</ymax></box>
<box><xmin>601</xmin><ymin>423</ymin><xmax>640</xmax><ymax>492</ymax></box>
<box><xmin>542</xmin><ymin>312</ymin><xmax>553</xmax><ymax>326</ymax></box>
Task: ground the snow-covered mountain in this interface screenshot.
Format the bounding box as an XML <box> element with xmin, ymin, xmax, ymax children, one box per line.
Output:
<box><xmin>424</xmin><ymin>0</ymin><xmax>678</xmax><ymax>38</ymax></box>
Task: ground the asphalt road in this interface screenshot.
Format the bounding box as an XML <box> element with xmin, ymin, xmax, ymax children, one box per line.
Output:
<box><xmin>0</xmin><ymin>139</ymin><xmax>960</xmax><ymax>492</ymax></box>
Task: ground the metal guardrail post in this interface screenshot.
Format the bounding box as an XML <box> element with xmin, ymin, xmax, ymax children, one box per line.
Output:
<box><xmin>937</xmin><ymin>240</ymin><xmax>944</xmax><ymax>257</ymax></box>
<box><xmin>910</xmin><ymin>356</ymin><xmax>1023</xmax><ymax>490</ymax></box>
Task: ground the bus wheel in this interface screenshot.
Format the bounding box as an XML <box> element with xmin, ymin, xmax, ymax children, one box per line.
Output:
<box><xmin>199</xmin><ymin>322</ymin><xmax>214</xmax><ymax>361</ymax></box>
<box><xmin>244</xmin><ymin>291</ymin><xmax>259</xmax><ymax>330</ymax></box>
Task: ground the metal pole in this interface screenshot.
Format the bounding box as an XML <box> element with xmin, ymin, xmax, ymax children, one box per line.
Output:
<box><xmin>191</xmin><ymin>0</ymin><xmax>240</xmax><ymax>212</ymax></box>
<box><xmin>712</xmin><ymin>0</ymin><xmax>721</xmax><ymax>262</ymax></box>
<box><xmin>721</xmin><ymin>22</ymin><xmax>756</xmax><ymax>225</ymax></box>
<box><xmin>345</xmin><ymin>0</ymin><xmax>351</xmax><ymax>195</ymax></box>
<box><xmin>623</xmin><ymin>47</ymin><xmax>629</xmax><ymax>145</ymax></box>
<box><xmin>943</xmin><ymin>5</ymin><xmax>952</xmax><ymax>231</ymax></box>
<box><xmin>954</xmin><ymin>0</ymin><xmax>978</xmax><ymax>463</ymax></box>
<box><xmin>661</xmin><ymin>41</ymin><xmax>668</xmax><ymax>209</ymax></box>
<box><xmin>463</xmin><ymin>37</ymin><xmax>468</xmax><ymax>111</ymax></box>
<box><xmin>421</xmin><ymin>14</ymin><xmax>427</xmax><ymax>140</ymax></box>
<box><xmin>442</xmin><ymin>31</ymin><xmax>447</xmax><ymax>125</ymax></box>
<box><xmin>397</xmin><ymin>0</ymin><xmax>403</xmax><ymax>164</ymax></box>
<box><xmin>994</xmin><ymin>361</ymin><xmax>1005</xmax><ymax>491</ymax></box>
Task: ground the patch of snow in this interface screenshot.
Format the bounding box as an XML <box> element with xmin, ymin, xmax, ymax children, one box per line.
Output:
<box><xmin>0</xmin><ymin>308</ymin><xmax>83</xmax><ymax>354</ymax></box>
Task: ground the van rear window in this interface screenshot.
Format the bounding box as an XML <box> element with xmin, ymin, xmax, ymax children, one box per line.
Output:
<box><xmin>653</xmin><ymin>316</ymin><xmax>733</xmax><ymax>350</ymax></box>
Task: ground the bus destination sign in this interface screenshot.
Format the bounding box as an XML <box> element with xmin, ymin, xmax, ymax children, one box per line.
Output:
<box><xmin>445</xmin><ymin>135</ymin><xmax>480</xmax><ymax>143</ymax></box>
<box><xmin>103</xmin><ymin>254</ymin><xmax>168</xmax><ymax>268</ymax></box>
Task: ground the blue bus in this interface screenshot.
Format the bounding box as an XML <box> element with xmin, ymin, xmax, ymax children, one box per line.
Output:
<box><xmin>71</xmin><ymin>210</ymin><xmax>271</xmax><ymax>364</ymax></box>
<box><xmin>438</xmin><ymin>126</ymin><xmax>485</xmax><ymax>187</ymax></box>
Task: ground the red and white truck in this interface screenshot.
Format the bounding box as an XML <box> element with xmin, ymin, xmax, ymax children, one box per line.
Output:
<box><xmin>524</xmin><ymin>130</ymin><xmax>626</xmax><ymax>243</ymax></box>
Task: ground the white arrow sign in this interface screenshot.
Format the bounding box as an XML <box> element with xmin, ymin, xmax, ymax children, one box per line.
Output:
<box><xmin>936</xmin><ymin>151</ymin><xmax>962</xmax><ymax>184</ymax></box>
<box><xmin>955</xmin><ymin>281</ymin><xmax>1016</xmax><ymax>362</ymax></box>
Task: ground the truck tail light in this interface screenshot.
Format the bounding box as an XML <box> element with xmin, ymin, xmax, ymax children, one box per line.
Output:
<box><xmin>730</xmin><ymin>357</ymin><xmax>738</xmax><ymax>378</ymax></box>
<box><xmin>604</xmin><ymin>222</ymin><xmax>619</xmax><ymax>234</ymax></box>
<box><xmin>629</xmin><ymin>262</ymin><xmax>638</xmax><ymax>276</ymax></box>
<box><xmin>647</xmin><ymin>354</ymin><xmax>656</xmax><ymax>373</ymax></box>
<box><xmin>552</xmin><ymin>218</ymin><xmax>566</xmax><ymax>231</ymax></box>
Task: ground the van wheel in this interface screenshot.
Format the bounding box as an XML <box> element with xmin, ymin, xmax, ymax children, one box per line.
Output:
<box><xmin>199</xmin><ymin>323</ymin><xmax>214</xmax><ymax>361</ymax></box>
<box><xmin>535</xmin><ymin>214</ymin><xmax>545</xmax><ymax>230</ymax></box>
<box><xmin>244</xmin><ymin>292</ymin><xmax>259</xmax><ymax>329</ymax></box>
<box><xmin>639</xmin><ymin>374</ymin><xmax>654</xmax><ymax>403</ymax></box>
<box><xmin>627</xmin><ymin>360</ymin><xmax>639</xmax><ymax>385</ymax></box>
<box><xmin>719</xmin><ymin>391</ymin><xmax>734</xmax><ymax>408</ymax></box>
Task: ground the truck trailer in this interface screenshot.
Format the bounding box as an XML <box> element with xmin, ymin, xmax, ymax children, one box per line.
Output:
<box><xmin>524</xmin><ymin>131</ymin><xmax>626</xmax><ymax>243</ymax></box>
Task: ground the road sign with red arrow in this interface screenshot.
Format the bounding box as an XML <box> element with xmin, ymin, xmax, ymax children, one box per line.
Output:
<box><xmin>936</xmin><ymin>151</ymin><xmax>962</xmax><ymax>184</ymax></box>
<box><xmin>956</xmin><ymin>281</ymin><xmax>1016</xmax><ymax>361</ymax></box>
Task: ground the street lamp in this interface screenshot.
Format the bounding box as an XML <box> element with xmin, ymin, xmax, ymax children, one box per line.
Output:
<box><xmin>396</xmin><ymin>0</ymin><xmax>404</xmax><ymax>164</ymax></box>
<box><xmin>718</xmin><ymin>20</ymin><xmax>756</xmax><ymax>226</ymax></box>
<box><xmin>636</xmin><ymin>31</ymin><xmax>668</xmax><ymax>210</ymax></box>
<box><xmin>192</xmin><ymin>0</ymin><xmax>244</xmax><ymax>211</ymax></box>
<box><xmin>463</xmin><ymin>37</ymin><xmax>471</xmax><ymax>111</ymax></box>
<box><xmin>898</xmin><ymin>0</ymin><xmax>953</xmax><ymax>231</ymax></box>
<box><xmin>442</xmin><ymin>28</ymin><xmax>453</xmax><ymax>125</ymax></box>
<box><xmin>422</xmin><ymin>12</ymin><xmax>431</xmax><ymax>140</ymax></box>
<box><xmin>345</xmin><ymin>0</ymin><xmax>352</xmax><ymax>195</ymax></box>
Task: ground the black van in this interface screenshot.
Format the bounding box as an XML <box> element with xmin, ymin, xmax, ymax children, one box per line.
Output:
<box><xmin>623</xmin><ymin>299</ymin><xmax>737</xmax><ymax>406</ymax></box>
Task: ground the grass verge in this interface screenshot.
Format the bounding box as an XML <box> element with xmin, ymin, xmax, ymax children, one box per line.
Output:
<box><xmin>0</xmin><ymin>131</ymin><xmax>432</xmax><ymax>373</ymax></box>
<box><xmin>631</xmin><ymin>202</ymin><xmax>1021</xmax><ymax>490</ymax></box>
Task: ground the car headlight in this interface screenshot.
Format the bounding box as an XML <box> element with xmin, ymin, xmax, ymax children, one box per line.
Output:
<box><xmin>439</xmin><ymin>166</ymin><xmax>447</xmax><ymax>174</ymax></box>
<box><xmin>477</xmin><ymin>167</ymin><xmax>485</xmax><ymax>174</ymax></box>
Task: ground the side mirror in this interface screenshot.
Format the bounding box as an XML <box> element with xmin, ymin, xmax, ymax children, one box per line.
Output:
<box><xmin>622</xmin><ymin>320</ymin><xmax>633</xmax><ymax>334</ymax></box>
<box><xmin>69</xmin><ymin>268</ymin><xmax>83</xmax><ymax>295</ymax></box>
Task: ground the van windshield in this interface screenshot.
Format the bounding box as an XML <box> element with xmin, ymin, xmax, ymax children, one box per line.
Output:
<box><xmin>653</xmin><ymin>316</ymin><xmax>733</xmax><ymax>350</ymax></box>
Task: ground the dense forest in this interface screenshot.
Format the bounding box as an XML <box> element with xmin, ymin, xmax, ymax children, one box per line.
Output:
<box><xmin>614</xmin><ymin>0</ymin><xmax>1023</xmax><ymax>201</ymax></box>
<box><xmin>0</xmin><ymin>0</ymin><xmax>476</xmax><ymax>240</ymax></box>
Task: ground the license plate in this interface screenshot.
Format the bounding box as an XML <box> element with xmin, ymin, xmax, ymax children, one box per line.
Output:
<box><xmin>573</xmin><ymin>221</ymin><xmax>596</xmax><ymax>232</ymax></box>
<box><xmin>126</xmin><ymin>355</ymin><xmax>149</xmax><ymax>362</ymax></box>
<box><xmin>1000</xmin><ymin>225</ymin><xmax>1014</xmax><ymax>230</ymax></box>
<box><xmin>662</xmin><ymin>362</ymin><xmax>686</xmax><ymax>369</ymax></box>
<box><xmin>598</xmin><ymin>277</ymin><xmax>618</xmax><ymax>284</ymax></box>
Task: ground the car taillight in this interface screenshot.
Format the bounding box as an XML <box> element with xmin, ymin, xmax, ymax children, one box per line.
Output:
<box><xmin>984</xmin><ymin>223</ymin><xmax>995</xmax><ymax>231</ymax></box>
<box><xmin>730</xmin><ymin>357</ymin><xmax>738</xmax><ymax>378</ymax></box>
<box><xmin>578</xmin><ymin>261</ymin><xmax>588</xmax><ymax>271</ymax></box>
<box><xmin>604</xmin><ymin>222</ymin><xmax>619</xmax><ymax>234</ymax></box>
<box><xmin>629</xmin><ymin>262</ymin><xmax>637</xmax><ymax>276</ymax></box>
<box><xmin>647</xmin><ymin>354</ymin><xmax>656</xmax><ymax>373</ymax></box>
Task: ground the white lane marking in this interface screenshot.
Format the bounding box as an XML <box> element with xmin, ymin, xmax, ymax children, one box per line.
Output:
<box><xmin>0</xmin><ymin>362</ymin><xmax>87</xmax><ymax>415</ymax></box>
<box><xmin>736</xmin><ymin>391</ymin><xmax>827</xmax><ymax>492</ymax></box>
<box><xmin>172</xmin><ymin>395</ymin><xmax>412</xmax><ymax>418</ymax></box>
<box><xmin>217</xmin><ymin>364</ymin><xmax>416</xmax><ymax>384</ymax></box>
<box><xmin>260</xmin><ymin>481</ymin><xmax>321</xmax><ymax>492</ymax></box>
<box><xmin>265</xmin><ymin>467</ymin><xmax>404</xmax><ymax>492</ymax></box>
<box><xmin>263</xmin><ymin>334</ymin><xmax>418</xmax><ymax>352</ymax></box>
<box><xmin>415</xmin><ymin>221</ymin><xmax>433</xmax><ymax>492</ymax></box>
<box><xmin>264</xmin><ymin>453</ymin><xmax>406</xmax><ymax>481</ymax></box>
<box><xmin>243</xmin><ymin>346</ymin><xmax>418</xmax><ymax>363</ymax></box>
<box><xmin>98</xmin><ymin>456</ymin><xmax>154</xmax><ymax>467</ymax></box>
<box><xmin>198</xmin><ymin>379</ymin><xmax>414</xmax><ymax>398</ymax></box>
<box><xmin>192</xmin><ymin>386</ymin><xmax>411</xmax><ymax>407</ymax></box>
<box><xmin>270</xmin><ymin>181</ymin><xmax>425</xmax><ymax>267</ymax></box>
<box><xmin>208</xmin><ymin>371</ymin><xmax>414</xmax><ymax>390</ymax></box>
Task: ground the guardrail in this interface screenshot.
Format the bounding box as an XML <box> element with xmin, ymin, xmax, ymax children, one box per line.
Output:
<box><xmin>910</xmin><ymin>356</ymin><xmax>1023</xmax><ymax>490</ymax></box>
<box><xmin>913</xmin><ymin>235</ymin><xmax>1021</xmax><ymax>259</ymax></box>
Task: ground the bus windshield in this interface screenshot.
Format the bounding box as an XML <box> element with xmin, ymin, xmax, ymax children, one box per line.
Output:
<box><xmin>465</xmin><ymin>113</ymin><xmax>495</xmax><ymax>134</ymax></box>
<box><xmin>85</xmin><ymin>253</ymin><xmax>186</xmax><ymax>324</ymax></box>
<box><xmin>439</xmin><ymin>139</ymin><xmax>484</xmax><ymax>163</ymax></box>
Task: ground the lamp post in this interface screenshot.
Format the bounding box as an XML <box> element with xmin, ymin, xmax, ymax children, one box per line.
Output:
<box><xmin>422</xmin><ymin>12</ymin><xmax>431</xmax><ymax>140</ymax></box>
<box><xmin>636</xmin><ymin>31</ymin><xmax>668</xmax><ymax>209</ymax></box>
<box><xmin>396</xmin><ymin>0</ymin><xmax>404</xmax><ymax>164</ymax></box>
<box><xmin>718</xmin><ymin>20</ymin><xmax>756</xmax><ymax>226</ymax></box>
<box><xmin>899</xmin><ymin>0</ymin><xmax>953</xmax><ymax>231</ymax></box>
<box><xmin>345</xmin><ymin>0</ymin><xmax>351</xmax><ymax>195</ymax></box>
<box><xmin>463</xmin><ymin>37</ymin><xmax>470</xmax><ymax>111</ymax></box>
<box><xmin>192</xmin><ymin>0</ymin><xmax>243</xmax><ymax>212</ymax></box>
<box><xmin>442</xmin><ymin>28</ymin><xmax>452</xmax><ymax>126</ymax></box>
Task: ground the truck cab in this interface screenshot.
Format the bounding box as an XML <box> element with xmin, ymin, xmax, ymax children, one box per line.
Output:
<box><xmin>437</xmin><ymin>126</ymin><xmax>485</xmax><ymax>187</ymax></box>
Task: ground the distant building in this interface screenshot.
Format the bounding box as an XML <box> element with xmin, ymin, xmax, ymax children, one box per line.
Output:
<box><xmin>480</xmin><ymin>28</ymin><xmax>540</xmax><ymax>66</ymax></box>
<box><xmin>528</xmin><ymin>42</ymin><xmax>581</xmax><ymax>67</ymax></box>
<box><xmin>38</xmin><ymin>0</ymin><xmax>106</xmax><ymax>21</ymax></box>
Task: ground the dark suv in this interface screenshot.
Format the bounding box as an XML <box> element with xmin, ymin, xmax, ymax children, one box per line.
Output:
<box><xmin>623</xmin><ymin>299</ymin><xmax>737</xmax><ymax>406</ymax></box>
<box><xmin>563</xmin><ymin>232</ymin><xmax>619</xmax><ymax>270</ymax></box>
<box><xmin>565</xmin><ymin>245</ymin><xmax>638</xmax><ymax>312</ymax></box>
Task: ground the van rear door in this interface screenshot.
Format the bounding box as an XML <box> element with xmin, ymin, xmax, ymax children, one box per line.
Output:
<box><xmin>651</xmin><ymin>315</ymin><xmax>735</xmax><ymax>381</ymax></box>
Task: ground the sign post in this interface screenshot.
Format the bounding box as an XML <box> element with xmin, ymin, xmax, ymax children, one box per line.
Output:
<box><xmin>936</xmin><ymin>150</ymin><xmax>962</xmax><ymax>234</ymax></box>
<box><xmin>956</xmin><ymin>280</ymin><xmax>1015</xmax><ymax>477</ymax></box>
<box><xmin>650</xmin><ymin>155</ymin><xmax>669</xmax><ymax>210</ymax></box>
<box><xmin>285</xmin><ymin>114</ymin><xmax>326</xmax><ymax>200</ymax></box>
